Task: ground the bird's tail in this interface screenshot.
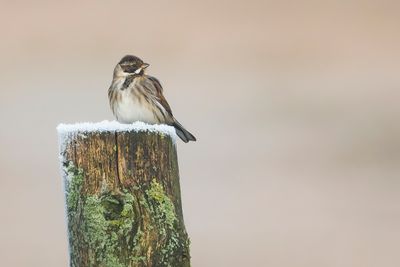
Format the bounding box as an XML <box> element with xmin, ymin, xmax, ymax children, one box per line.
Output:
<box><xmin>172</xmin><ymin>119</ymin><xmax>196</xmax><ymax>143</ymax></box>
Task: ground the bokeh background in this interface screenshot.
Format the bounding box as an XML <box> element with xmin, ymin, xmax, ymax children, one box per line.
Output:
<box><xmin>1</xmin><ymin>1</ymin><xmax>399</xmax><ymax>266</ymax></box>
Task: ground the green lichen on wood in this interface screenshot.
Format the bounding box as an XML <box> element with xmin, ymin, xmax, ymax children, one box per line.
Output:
<box><xmin>145</xmin><ymin>179</ymin><xmax>190</xmax><ymax>266</ymax></box>
<box><xmin>63</xmin><ymin>162</ymin><xmax>189</xmax><ymax>267</ymax></box>
<box><xmin>65</xmin><ymin>162</ymin><xmax>84</xmax><ymax>213</ymax></box>
<box><xmin>146</xmin><ymin>179</ymin><xmax>177</xmax><ymax>230</ymax></box>
<box><xmin>64</xmin><ymin>163</ymin><xmax>146</xmax><ymax>266</ymax></box>
<box><xmin>82</xmin><ymin>195</ymin><xmax>121</xmax><ymax>266</ymax></box>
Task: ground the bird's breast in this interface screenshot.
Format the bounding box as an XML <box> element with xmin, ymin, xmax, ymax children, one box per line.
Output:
<box><xmin>113</xmin><ymin>87</ymin><xmax>159</xmax><ymax>124</ymax></box>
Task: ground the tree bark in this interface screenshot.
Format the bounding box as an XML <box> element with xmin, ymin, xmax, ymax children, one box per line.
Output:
<box><xmin>58</xmin><ymin>127</ymin><xmax>190</xmax><ymax>267</ymax></box>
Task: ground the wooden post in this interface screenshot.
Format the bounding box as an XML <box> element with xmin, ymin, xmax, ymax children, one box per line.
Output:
<box><xmin>57</xmin><ymin>122</ymin><xmax>190</xmax><ymax>267</ymax></box>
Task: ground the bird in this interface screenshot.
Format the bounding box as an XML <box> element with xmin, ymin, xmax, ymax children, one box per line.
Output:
<box><xmin>108</xmin><ymin>55</ymin><xmax>196</xmax><ymax>143</ymax></box>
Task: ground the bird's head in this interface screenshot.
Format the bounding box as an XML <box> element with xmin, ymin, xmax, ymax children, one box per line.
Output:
<box><xmin>114</xmin><ymin>55</ymin><xmax>149</xmax><ymax>77</ymax></box>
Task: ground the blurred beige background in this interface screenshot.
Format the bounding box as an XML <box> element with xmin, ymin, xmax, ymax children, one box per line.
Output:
<box><xmin>1</xmin><ymin>1</ymin><xmax>400</xmax><ymax>266</ymax></box>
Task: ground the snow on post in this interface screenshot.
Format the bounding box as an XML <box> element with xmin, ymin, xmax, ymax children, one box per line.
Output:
<box><xmin>57</xmin><ymin>121</ymin><xmax>190</xmax><ymax>267</ymax></box>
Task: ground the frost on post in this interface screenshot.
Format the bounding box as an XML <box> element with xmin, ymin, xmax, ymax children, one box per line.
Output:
<box><xmin>57</xmin><ymin>121</ymin><xmax>190</xmax><ymax>267</ymax></box>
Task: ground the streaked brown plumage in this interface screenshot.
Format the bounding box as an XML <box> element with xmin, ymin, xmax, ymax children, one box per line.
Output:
<box><xmin>108</xmin><ymin>55</ymin><xmax>196</xmax><ymax>143</ymax></box>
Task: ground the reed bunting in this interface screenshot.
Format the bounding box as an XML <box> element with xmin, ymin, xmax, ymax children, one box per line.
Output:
<box><xmin>108</xmin><ymin>55</ymin><xmax>196</xmax><ymax>143</ymax></box>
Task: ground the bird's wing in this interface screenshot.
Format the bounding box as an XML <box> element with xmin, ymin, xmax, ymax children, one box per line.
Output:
<box><xmin>147</xmin><ymin>76</ymin><xmax>196</xmax><ymax>142</ymax></box>
<box><xmin>148</xmin><ymin>76</ymin><xmax>174</xmax><ymax>117</ymax></box>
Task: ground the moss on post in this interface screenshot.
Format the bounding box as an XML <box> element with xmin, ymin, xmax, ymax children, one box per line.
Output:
<box><xmin>58</xmin><ymin>123</ymin><xmax>190</xmax><ymax>267</ymax></box>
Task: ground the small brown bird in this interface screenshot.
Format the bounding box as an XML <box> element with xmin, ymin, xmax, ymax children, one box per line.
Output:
<box><xmin>108</xmin><ymin>55</ymin><xmax>196</xmax><ymax>142</ymax></box>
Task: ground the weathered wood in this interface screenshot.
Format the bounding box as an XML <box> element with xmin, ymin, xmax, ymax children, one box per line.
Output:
<box><xmin>58</xmin><ymin>125</ymin><xmax>190</xmax><ymax>267</ymax></box>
